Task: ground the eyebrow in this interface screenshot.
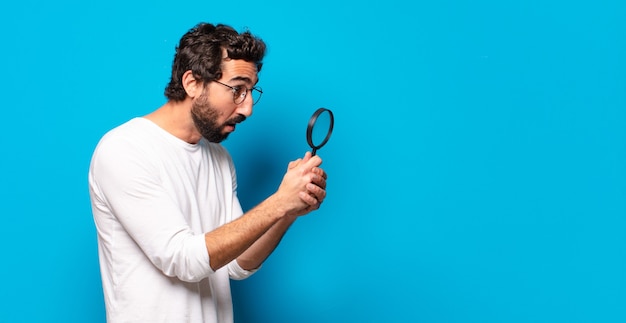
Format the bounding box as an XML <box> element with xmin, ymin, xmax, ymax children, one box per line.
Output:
<box><xmin>229</xmin><ymin>76</ymin><xmax>259</xmax><ymax>86</ymax></box>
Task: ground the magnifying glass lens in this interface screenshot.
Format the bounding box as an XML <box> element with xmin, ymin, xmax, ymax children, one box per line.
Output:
<box><xmin>311</xmin><ymin>111</ymin><xmax>331</xmax><ymax>147</ymax></box>
<box><xmin>306</xmin><ymin>108</ymin><xmax>334</xmax><ymax>156</ymax></box>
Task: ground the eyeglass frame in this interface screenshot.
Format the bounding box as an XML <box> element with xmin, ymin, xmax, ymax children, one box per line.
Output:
<box><xmin>213</xmin><ymin>80</ymin><xmax>263</xmax><ymax>105</ymax></box>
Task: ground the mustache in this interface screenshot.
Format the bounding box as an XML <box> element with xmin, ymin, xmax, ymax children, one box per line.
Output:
<box><xmin>225</xmin><ymin>114</ymin><xmax>246</xmax><ymax>125</ymax></box>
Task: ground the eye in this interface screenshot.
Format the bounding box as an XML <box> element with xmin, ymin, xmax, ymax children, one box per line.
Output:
<box><xmin>232</xmin><ymin>86</ymin><xmax>246</xmax><ymax>98</ymax></box>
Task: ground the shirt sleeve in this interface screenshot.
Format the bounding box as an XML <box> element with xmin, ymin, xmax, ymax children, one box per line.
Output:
<box><xmin>224</xmin><ymin>154</ymin><xmax>261</xmax><ymax>280</ymax></box>
<box><xmin>227</xmin><ymin>258</ymin><xmax>259</xmax><ymax>280</ymax></box>
<box><xmin>90</xmin><ymin>134</ymin><xmax>214</xmax><ymax>282</ymax></box>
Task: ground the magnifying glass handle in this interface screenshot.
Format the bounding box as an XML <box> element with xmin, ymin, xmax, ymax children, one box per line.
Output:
<box><xmin>311</xmin><ymin>148</ymin><xmax>317</xmax><ymax>156</ymax></box>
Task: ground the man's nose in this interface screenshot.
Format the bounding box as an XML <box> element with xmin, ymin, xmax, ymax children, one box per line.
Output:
<box><xmin>236</xmin><ymin>95</ymin><xmax>254</xmax><ymax>117</ymax></box>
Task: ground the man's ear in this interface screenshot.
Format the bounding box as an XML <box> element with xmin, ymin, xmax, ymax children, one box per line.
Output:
<box><xmin>182</xmin><ymin>70</ymin><xmax>201</xmax><ymax>98</ymax></box>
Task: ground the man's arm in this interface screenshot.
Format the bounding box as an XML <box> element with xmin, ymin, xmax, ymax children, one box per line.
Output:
<box><xmin>204</xmin><ymin>152</ymin><xmax>327</xmax><ymax>271</ymax></box>
<box><xmin>235</xmin><ymin>215</ymin><xmax>297</xmax><ymax>270</ymax></box>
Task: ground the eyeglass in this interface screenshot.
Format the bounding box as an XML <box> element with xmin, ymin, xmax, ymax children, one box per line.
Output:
<box><xmin>213</xmin><ymin>80</ymin><xmax>263</xmax><ymax>105</ymax></box>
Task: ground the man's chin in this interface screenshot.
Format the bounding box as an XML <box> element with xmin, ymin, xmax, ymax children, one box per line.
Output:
<box><xmin>203</xmin><ymin>131</ymin><xmax>230</xmax><ymax>143</ymax></box>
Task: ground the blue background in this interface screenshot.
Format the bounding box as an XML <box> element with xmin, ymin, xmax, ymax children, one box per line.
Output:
<box><xmin>1</xmin><ymin>0</ymin><xmax>625</xmax><ymax>322</ymax></box>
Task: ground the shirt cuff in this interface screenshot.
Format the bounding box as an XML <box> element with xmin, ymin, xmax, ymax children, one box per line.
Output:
<box><xmin>227</xmin><ymin>259</ymin><xmax>260</xmax><ymax>280</ymax></box>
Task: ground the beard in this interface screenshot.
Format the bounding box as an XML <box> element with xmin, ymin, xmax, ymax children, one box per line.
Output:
<box><xmin>190</xmin><ymin>93</ymin><xmax>246</xmax><ymax>143</ymax></box>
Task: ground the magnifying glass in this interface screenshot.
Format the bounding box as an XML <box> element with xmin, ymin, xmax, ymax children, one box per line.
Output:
<box><xmin>306</xmin><ymin>108</ymin><xmax>334</xmax><ymax>156</ymax></box>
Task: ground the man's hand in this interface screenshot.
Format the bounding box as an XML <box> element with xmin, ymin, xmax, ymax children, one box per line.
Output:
<box><xmin>275</xmin><ymin>152</ymin><xmax>328</xmax><ymax>217</ymax></box>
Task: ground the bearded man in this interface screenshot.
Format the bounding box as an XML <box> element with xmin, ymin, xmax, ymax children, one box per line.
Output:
<box><xmin>88</xmin><ymin>22</ymin><xmax>327</xmax><ymax>323</ymax></box>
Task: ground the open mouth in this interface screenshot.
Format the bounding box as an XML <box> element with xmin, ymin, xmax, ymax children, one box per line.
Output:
<box><xmin>225</xmin><ymin>123</ymin><xmax>237</xmax><ymax>132</ymax></box>
<box><xmin>224</xmin><ymin>116</ymin><xmax>245</xmax><ymax>132</ymax></box>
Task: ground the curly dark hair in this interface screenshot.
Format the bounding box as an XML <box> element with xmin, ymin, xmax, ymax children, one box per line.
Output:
<box><xmin>164</xmin><ymin>23</ymin><xmax>266</xmax><ymax>102</ymax></box>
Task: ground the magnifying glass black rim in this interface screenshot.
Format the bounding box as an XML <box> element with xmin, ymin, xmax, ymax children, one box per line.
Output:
<box><xmin>306</xmin><ymin>107</ymin><xmax>334</xmax><ymax>150</ymax></box>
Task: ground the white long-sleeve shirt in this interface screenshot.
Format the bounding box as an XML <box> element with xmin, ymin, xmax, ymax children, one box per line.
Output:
<box><xmin>88</xmin><ymin>117</ymin><xmax>255</xmax><ymax>323</ymax></box>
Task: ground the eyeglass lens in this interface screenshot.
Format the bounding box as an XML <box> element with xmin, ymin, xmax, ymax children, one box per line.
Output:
<box><xmin>235</xmin><ymin>88</ymin><xmax>262</xmax><ymax>105</ymax></box>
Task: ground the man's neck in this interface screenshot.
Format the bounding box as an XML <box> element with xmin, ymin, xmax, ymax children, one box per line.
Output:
<box><xmin>144</xmin><ymin>100</ymin><xmax>202</xmax><ymax>144</ymax></box>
